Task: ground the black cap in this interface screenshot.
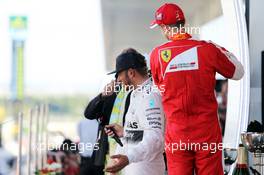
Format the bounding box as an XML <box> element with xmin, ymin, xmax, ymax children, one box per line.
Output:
<box><xmin>107</xmin><ymin>52</ymin><xmax>146</xmax><ymax>76</ymax></box>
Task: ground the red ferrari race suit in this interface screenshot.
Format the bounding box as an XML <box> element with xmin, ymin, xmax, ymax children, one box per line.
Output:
<box><xmin>150</xmin><ymin>33</ymin><xmax>244</xmax><ymax>175</ymax></box>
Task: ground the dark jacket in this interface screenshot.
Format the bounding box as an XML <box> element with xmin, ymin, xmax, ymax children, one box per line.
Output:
<box><xmin>84</xmin><ymin>92</ymin><xmax>131</xmax><ymax>166</ymax></box>
<box><xmin>84</xmin><ymin>93</ymin><xmax>117</xmax><ymax>125</ymax></box>
<box><xmin>84</xmin><ymin>93</ymin><xmax>116</xmax><ymax>166</ymax></box>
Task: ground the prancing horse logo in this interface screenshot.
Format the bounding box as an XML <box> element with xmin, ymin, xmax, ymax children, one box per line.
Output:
<box><xmin>161</xmin><ymin>49</ymin><xmax>171</xmax><ymax>63</ymax></box>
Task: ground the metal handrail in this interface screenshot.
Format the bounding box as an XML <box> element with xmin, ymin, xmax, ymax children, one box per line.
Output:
<box><xmin>0</xmin><ymin>118</ymin><xmax>16</xmax><ymax>125</ymax></box>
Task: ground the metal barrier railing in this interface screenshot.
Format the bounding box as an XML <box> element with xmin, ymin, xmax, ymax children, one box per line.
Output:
<box><xmin>0</xmin><ymin>104</ymin><xmax>49</xmax><ymax>175</ymax></box>
<box><xmin>0</xmin><ymin>118</ymin><xmax>16</xmax><ymax>126</ymax></box>
<box><xmin>17</xmin><ymin>112</ymin><xmax>23</xmax><ymax>175</ymax></box>
<box><xmin>31</xmin><ymin>104</ymin><xmax>49</xmax><ymax>175</ymax></box>
<box><xmin>26</xmin><ymin>109</ymin><xmax>33</xmax><ymax>175</ymax></box>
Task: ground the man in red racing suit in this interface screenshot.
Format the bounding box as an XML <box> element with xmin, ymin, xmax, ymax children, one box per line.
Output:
<box><xmin>149</xmin><ymin>3</ymin><xmax>244</xmax><ymax>175</ymax></box>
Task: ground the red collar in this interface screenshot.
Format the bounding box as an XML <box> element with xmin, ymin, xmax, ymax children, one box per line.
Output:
<box><xmin>170</xmin><ymin>32</ymin><xmax>192</xmax><ymax>41</ymax></box>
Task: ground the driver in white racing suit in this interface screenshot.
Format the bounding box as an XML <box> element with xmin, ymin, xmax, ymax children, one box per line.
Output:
<box><xmin>105</xmin><ymin>48</ymin><xmax>165</xmax><ymax>175</ymax></box>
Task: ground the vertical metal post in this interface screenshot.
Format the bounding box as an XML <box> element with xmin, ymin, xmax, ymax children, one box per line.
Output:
<box><xmin>43</xmin><ymin>104</ymin><xmax>49</xmax><ymax>168</ymax></box>
<box><xmin>34</xmin><ymin>106</ymin><xmax>40</xmax><ymax>172</ymax></box>
<box><xmin>38</xmin><ymin>105</ymin><xmax>43</xmax><ymax>171</ymax></box>
<box><xmin>16</xmin><ymin>112</ymin><xmax>23</xmax><ymax>175</ymax></box>
<box><xmin>245</xmin><ymin>0</ymin><xmax>250</xmax><ymax>36</ymax></box>
<box><xmin>40</xmin><ymin>104</ymin><xmax>45</xmax><ymax>169</ymax></box>
<box><xmin>27</xmin><ymin>109</ymin><xmax>33</xmax><ymax>175</ymax></box>
<box><xmin>0</xmin><ymin>124</ymin><xmax>2</xmax><ymax>147</ymax></box>
<box><xmin>262</xmin><ymin>51</ymin><xmax>264</xmax><ymax>124</ymax></box>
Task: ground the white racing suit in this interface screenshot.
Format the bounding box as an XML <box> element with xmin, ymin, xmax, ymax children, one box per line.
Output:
<box><xmin>116</xmin><ymin>78</ymin><xmax>165</xmax><ymax>175</ymax></box>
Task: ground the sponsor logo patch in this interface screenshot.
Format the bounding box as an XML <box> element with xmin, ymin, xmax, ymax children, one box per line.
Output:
<box><xmin>149</xmin><ymin>99</ymin><xmax>155</xmax><ymax>108</ymax></box>
<box><xmin>127</xmin><ymin>121</ymin><xmax>138</xmax><ymax>129</ymax></box>
<box><xmin>125</xmin><ymin>130</ymin><xmax>144</xmax><ymax>143</ymax></box>
<box><xmin>164</xmin><ymin>47</ymin><xmax>199</xmax><ymax>76</ymax></box>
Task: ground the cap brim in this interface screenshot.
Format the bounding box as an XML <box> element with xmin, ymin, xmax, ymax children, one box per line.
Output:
<box><xmin>107</xmin><ymin>70</ymin><xmax>117</xmax><ymax>75</ymax></box>
<box><xmin>150</xmin><ymin>20</ymin><xmax>159</xmax><ymax>29</ymax></box>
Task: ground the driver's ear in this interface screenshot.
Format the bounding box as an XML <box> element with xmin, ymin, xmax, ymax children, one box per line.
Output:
<box><xmin>127</xmin><ymin>68</ymin><xmax>135</xmax><ymax>78</ymax></box>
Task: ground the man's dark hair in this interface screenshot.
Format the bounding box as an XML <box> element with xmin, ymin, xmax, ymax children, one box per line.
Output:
<box><xmin>122</xmin><ymin>48</ymin><xmax>148</xmax><ymax>77</ymax></box>
<box><xmin>168</xmin><ymin>20</ymin><xmax>185</xmax><ymax>28</ymax></box>
<box><xmin>122</xmin><ymin>48</ymin><xmax>138</xmax><ymax>54</ymax></box>
<box><xmin>135</xmin><ymin>65</ymin><xmax>148</xmax><ymax>77</ymax></box>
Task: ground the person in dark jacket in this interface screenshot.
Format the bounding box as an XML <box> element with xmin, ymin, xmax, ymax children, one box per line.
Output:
<box><xmin>83</xmin><ymin>81</ymin><xmax>117</xmax><ymax>175</ymax></box>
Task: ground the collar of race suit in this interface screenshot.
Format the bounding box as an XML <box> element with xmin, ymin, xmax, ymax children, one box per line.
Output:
<box><xmin>170</xmin><ymin>32</ymin><xmax>192</xmax><ymax>41</ymax></box>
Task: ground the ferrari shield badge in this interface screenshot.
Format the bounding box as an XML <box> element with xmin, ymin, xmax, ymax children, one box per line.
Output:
<box><xmin>161</xmin><ymin>49</ymin><xmax>171</xmax><ymax>63</ymax></box>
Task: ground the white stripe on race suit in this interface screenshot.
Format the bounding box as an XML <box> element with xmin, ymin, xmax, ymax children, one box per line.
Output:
<box><xmin>209</xmin><ymin>41</ymin><xmax>244</xmax><ymax>80</ymax></box>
